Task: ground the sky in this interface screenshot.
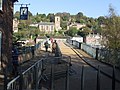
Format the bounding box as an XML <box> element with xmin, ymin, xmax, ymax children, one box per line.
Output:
<box><xmin>14</xmin><ymin>0</ymin><xmax>120</xmax><ymax>18</ymax></box>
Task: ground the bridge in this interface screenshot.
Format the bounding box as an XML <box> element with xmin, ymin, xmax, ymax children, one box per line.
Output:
<box><xmin>1</xmin><ymin>39</ymin><xmax>120</xmax><ymax>90</ymax></box>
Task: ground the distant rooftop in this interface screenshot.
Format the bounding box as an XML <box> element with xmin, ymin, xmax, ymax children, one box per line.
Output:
<box><xmin>38</xmin><ymin>22</ymin><xmax>54</xmax><ymax>25</ymax></box>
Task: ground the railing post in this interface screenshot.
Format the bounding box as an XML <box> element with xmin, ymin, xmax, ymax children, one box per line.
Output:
<box><xmin>95</xmin><ymin>48</ymin><xmax>99</xmax><ymax>60</ymax></box>
<box><xmin>112</xmin><ymin>65</ymin><xmax>115</xmax><ymax>90</ymax></box>
<box><xmin>81</xmin><ymin>65</ymin><xmax>84</xmax><ymax>90</ymax></box>
<box><xmin>50</xmin><ymin>64</ymin><xmax>54</xmax><ymax>90</ymax></box>
<box><xmin>19</xmin><ymin>73</ymin><xmax>23</xmax><ymax>90</ymax></box>
<box><xmin>4</xmin><ymin>68</ymin><xmax>7</xmax><ymax>90</ymax></box>
<box><xmin>79</xmin><ymin>42</ymin><xmax>81</xmax><ymax>49</ymax></box>
<box><xmin>96</xmin><ymin>65</ymin><xmax>100</xmax><ymax>90</ymax></box>
<box><xmin>72</xmin><ymin>40</ymin><xmax>73</xmax><ymax>45</ymax></box>
<box><xmin>34</xmin><ymin>64</ymin><xmax>37</xmax><ymax>90</ymax></box>
<box><xmin>65</xmin><ymin>64</ymin><xmax>69</xmax><ymax>90</ymax></box>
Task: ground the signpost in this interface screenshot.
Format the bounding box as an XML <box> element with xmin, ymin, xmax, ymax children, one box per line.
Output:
<box><xmin>14</xmin><ymin>3</ymin><xmax>30</xmax><ymax>20</ymax></box>
<box><xmin>20</xmin><ymin>6</ymin><xmax>28</xmax><ymax>20</ymax></box>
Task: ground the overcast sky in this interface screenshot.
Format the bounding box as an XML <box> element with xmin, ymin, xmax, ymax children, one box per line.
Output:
<box><xmin>14</xmin><ymin>0</ymin><xmax>120</xmax><ymax>18</ymax></box>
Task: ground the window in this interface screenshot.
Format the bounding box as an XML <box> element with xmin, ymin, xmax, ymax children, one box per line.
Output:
<box><xmin>46</xmin><ymin>26</ymin><xmax>48</xmax><ymax>30</ymax></box>
<box><xmin>57</xmin><ymin>18</ymin><xmax>59</xmax><ymax>21</ymax></box>
<box><xmin>41</xmin><ymin>26</ymin><xmax>43</xmax><ymax>30</ymax></box>
<box><xmin>51</xmin><ymin>26</ymin><xmax>53</xmax><ymax>30</ymax></box>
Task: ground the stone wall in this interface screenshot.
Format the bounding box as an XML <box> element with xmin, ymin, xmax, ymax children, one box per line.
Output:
<box><xmin>0</xmin><ymin>0</ymin><xmax>13</xmax><ymax>73</ymax></box>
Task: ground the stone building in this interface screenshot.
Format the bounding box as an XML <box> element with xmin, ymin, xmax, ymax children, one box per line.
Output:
<box><xmin>67</xmin><ymin>22</ymin><xmax>86</xmax><ymax>30</ymax></box>
<box><xmin>0</xmin><ymin>0</ymin><xmax>17</xmax><ymax>74</ymax></box>
<box><xmin>13</xmin><ymin>18</ymin><xmax>19</xmax><ymax>32</ymax></box>
<box><xmin>86</xmin><ymin>34</ymin><xmax>102</xmax><ymax>47</ymax></box>
<box><xmin>31</xmin><ymin>16</ymin><xmax>61</xmax><ymax>34</ymax></box>
<box><xmin>38</xmin><ymin>22</ymin><xmax>55</xmax><ymax>34</ymax></box>
<box><xmin>54</xmin><ymin>16</ymin><xmax>61</xmax><ymax>31</ymax></box>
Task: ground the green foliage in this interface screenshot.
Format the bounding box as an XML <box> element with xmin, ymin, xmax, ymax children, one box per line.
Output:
<box><xmin>78</xmin><ymin>27</ymin><xmax>91</xmax><ymax>37</ymax></box>
<box><xmin>14</xmin><ymin>11</ymin><xmax>105</xmax><ymax>38</ymax></box>
<box><xmin>102</xmin><ymin>6</ymin><xmax>120</xmax><ymax>50</ymax></box>
<box><xmin>97</xmin><ymin>16</ymin><xmax>105</xmax><ymax>25</ymax></box>
<box><xmin>47</xmin><ymin>13</ymin><xmax>55</xmax><ymax>22</ymax></box>
<box><xmin>66</xmin><ymin>27</ymin><xmax>78</xmax><ymax>37</ymax></box>
<box><xmin>76</xmin><ymin>12</ymin><xmax>84</xmax><ymax>23</ymax></box>
<box><xmin>60</xmin><ymin>21</ymin><xmax>67</xmax><ymax>30</ymax></box>
<box><xmin>14</xmin><ymin>11</ymin><xmax>20</xmax><ymax>19</ymax></box>
<box><xmin>101</xmin><ymin>5</ymin><xmax>120</xmax><ymax>65</ymax></box>
<box><xmin>58</xmin><ymin>30</ymin><xmax>64</xmax><ymax>35</ymax></box>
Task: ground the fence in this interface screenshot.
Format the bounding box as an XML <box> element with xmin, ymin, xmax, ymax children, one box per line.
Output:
<box><xmin>66</xmin><ymin>39</ymin><xmax>99</xmax><ymax>59</ymax></box>
<box><xmin>80</xmin><ymin>65</ymin><xmax>117</xmax><ymax>90</ymax></box>
<box><xmin>41</xmin><ymin>55</ymin><xmax>71</xmax><ymax>90</ymax></box>
<box><xmin>13</xmin><ymin>42</ymin><xmax>41</xmax><ymax>64</ymax></box>
<box><xmin>67</xmin><ymin>39</ymin><xmax>120</xmax><ymax>68</ymax></box>
<box><xmin>7</xmin><ymin>58</ymin><xmax>43</xmax><ymax>90</ymax></box>
<box><xmin>7</xmin><ymin>49</ymin><xmax>71</xmax><ymax>90</ymax></box>
<box><xmin>7</xmin><ymin>56</ymin><xmax>71</xmax><ymax>90</ymax></box>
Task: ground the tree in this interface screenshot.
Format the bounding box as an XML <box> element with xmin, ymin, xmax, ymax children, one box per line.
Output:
<box><xmin>102</xmin><ymin>5</ymin><xmax>120</xmax><ymax>49</ymax></box>
<box><xmin>60</xmin><ymin>21</ymin><xmax>67</xmax><ymax>30</ymax></box>
<box><xmin>97</xmin><ymin>16</ymin><xmax>105</xmax><ymax>25</ymax></box>
<box><xmin>14</xmin><ymin>11</ymin><xmax>20</xmax><ymax>19</ymax></box>
<box><xmin>66</xmin><ymin>27</ymin><xmax>78</xmax><ymax>37</ymax></box>
<box><xmin>78</xmin><ymin>27</ymin><xmax>91</xmax><ymax>37</ymax></box>
<box><xmin>76</xmin><ymin>12</ymin><xmax>84</xmax><ymax>23</ymax></box>
<box><xmin>47</xmin><ymin>13</ymin><xmax>55</xmax><ymax>22</ymax></box>
<box><xmin>101</xmin><ymin>5</ymin><xmax>120</xmax><ymax>64</ymax></box>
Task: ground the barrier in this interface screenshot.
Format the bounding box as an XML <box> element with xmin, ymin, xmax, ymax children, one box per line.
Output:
<box><xmin>67</xmin><ymin>39</ymin><xmax>120</xmax><ymax>67</ymax></box>
<box><xmin>7</xmin><ymin>54</ymin><xmax>71</xmax><ymax>90</ymax></box>
<box><xmin>7</xmin><ymin>59</ymin><xmax>43</xmax><ymax>90</ymax></box>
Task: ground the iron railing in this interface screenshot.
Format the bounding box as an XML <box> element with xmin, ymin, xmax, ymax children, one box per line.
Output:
<box><xmin>7</xmin><ymin>58</ymin><xmax>43</xmax><ymax>90</ymax></box>
<box><xmin>7</xmin><ymin>55</ymin><xmax>71</xmax><ymax>90</ymax></box>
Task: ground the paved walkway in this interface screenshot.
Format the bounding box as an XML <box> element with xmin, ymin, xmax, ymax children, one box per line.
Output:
<box><xmin>1</xmin><ymin>41</ymin><xmax>120</xmax><ymax>90</ymax></box>
<box><xmin>57</xmin><ymin>41</ymin><xmax>120</xmax><ymax>90</ymax></box>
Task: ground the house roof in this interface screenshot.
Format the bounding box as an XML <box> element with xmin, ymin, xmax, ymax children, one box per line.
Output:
<box><xmin>38</xmin><ymin>22</ymin><xmax>54</xmax><ymax>25</ymax></box>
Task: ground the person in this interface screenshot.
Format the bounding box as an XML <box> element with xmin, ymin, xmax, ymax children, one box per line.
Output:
<box><xmin>52</xmin><ymin>40</ymin><xmax>57</xmax><ymax>53</ymax></box>
<box><xmin>50</xmin><ymin>38</ymin><xmax>54</xmax><ymax>43</ymax></box>
<box><xmin>34</xmin><ymin>37</ymin><xmax>37</xmax><ymax>44</ymax></box>
<box><xmin>48</xmin><ymin>39</ymin><xmax>51</xmax><ymax>48</ymax></box>
<box><xmin>44</xmin><ymin>41</ymin><xmax>49</xmax><ymax>52</ymax></box>
<box><xmin>12</xmin><ymin>47</ymin><xmax>19</xmax><ymax>76</ymax></box>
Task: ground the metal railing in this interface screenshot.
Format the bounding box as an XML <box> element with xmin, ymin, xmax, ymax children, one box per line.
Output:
<box><xmin>7</xmin><ymin>58</ymin><xmax>43</xmax><ymax>90</ymax></box>
<box><xmin>42</xmin><ymin>55</ymin><xmax>71</xmax><ymax>90</ymax></box>
<box><xmin>7</xmin><ymin>39</ymin><xmax>72</xmax><ymax>90</ymax></box>
<box><xmin>67</xmin><ymin>39</ymin><xmax>120</xmax><ymax>67</ymax></box>
<box><xmin>67</xmin><ymin>39</ymin><xmax>98</xmax><ymax>59</ymax></box>
<box><xmin>7</xmin><ymin>54</ymin><xmax>72</xmax><ymax>90</ymax></box>
<box><xmin>13</xmin><ymin>42</ymin><xmax>41</xmax><ymax>64</ymax></box>
<box><xmin>80</xmin><ymin>65</ymin><xmax>117</xmax><ymax>90</ymax></box>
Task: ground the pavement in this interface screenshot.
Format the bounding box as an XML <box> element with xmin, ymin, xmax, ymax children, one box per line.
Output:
<box><xmin>1</xmin><ymin>41</ymin><xmax>120</xmax><ymax>90</ymax></box>
<box><xmin>57</xmin><ymin>41</ymin><xmax>120</xmax><ymax>90</ymax></box>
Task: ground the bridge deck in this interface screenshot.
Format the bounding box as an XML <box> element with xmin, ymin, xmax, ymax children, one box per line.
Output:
<box><xmin>57</xmin><ymin>41</ymin><xmax>120</xmax><ymax>90</ymax></box>
<box><xmin>1</xmin><ymin>41</ymin><xmax>120</xmax><ymax>90</ymax></box>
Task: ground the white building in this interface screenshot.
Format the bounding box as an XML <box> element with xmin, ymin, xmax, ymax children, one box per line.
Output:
<box><xmin>38</xmin><ymin>22</ymin><xmax>55</xmax><ymax>34</ymax></box>
<box><xmin>30</xmin><ymin>16</ymin><xmax>61</xmax><ymax>34</ymax></box>
<box><xmin>67</xmin><ymin>22</ymin><xmax>86</xmax><ymax>30</ymax></box>
<box><xmin>86</xmin><ymin>34</ymin><xmax>102</xmax><ymax>47</ymax></box>
<box><xmin>13</xmin><ymin>18</ymin><xmax>19</xmax><ymax>32</ymax></box>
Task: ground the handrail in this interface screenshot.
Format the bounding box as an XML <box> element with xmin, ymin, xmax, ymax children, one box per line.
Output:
<box><xmin>7</xmin><ymin>58</ymin><xmax>44</xmax><ymax>90</ymax></box>
<box><xmin>7</xmin><ymin>54</ymin><xmax>71</xmax><ymax>90</ymax></box>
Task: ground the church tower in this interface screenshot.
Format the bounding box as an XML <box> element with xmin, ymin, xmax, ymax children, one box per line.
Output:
<box><xmin>55</xmin><ymin>16</ymin><xmax>61</xmax><ymax>31</ymax></box>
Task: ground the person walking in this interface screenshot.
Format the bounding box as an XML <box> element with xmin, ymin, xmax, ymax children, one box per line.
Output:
<box><xmin>52</xmin><ymin>40</ymin><xmax>57</xmax><ymax>53</ymax></box>
<box><xmin>12</xmin><ymin>47</ymin><xmax>19</xmax><ymax>76</ymax></box>
<box><xmin>44</xmin><ymin>41</ymin><xmax>49</xmax><ymax>52</ymax></box>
